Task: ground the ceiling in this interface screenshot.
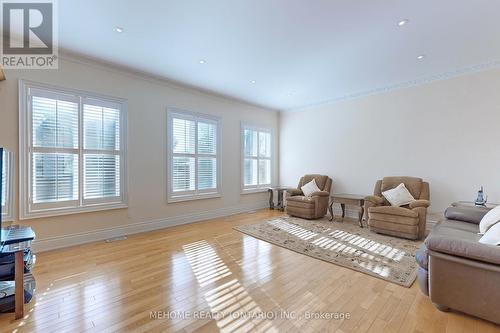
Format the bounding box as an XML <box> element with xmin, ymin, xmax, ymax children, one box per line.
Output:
<box><xmin>57</xmin><ymin>0</ymin><xmax>500</xmax><ymax>110</ymax></box>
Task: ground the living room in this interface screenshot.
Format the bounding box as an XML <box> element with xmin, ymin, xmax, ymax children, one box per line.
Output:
<box><xmin>0</xmin><ymin>1</ymin><xmax>499</xmax><ymax>332</ymax></box>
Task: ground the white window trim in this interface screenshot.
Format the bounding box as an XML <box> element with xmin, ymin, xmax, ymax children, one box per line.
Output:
<box><xmin>1</xmin><ymin>149</ymin><xmax>14</xmax><ymax>221</ymax></box>
<box><xmin>167</xmin><ymin>108</ymin><xmax>222</xmax><ymax>203</ymax></box>
<box><xmin>19</xmin><ymin>80</ymin><xmax>128</xmax><ymax>220</ymax></box>
<box><xmin>240</xmin><ymin>124</ymin><xmax>274</xmax><ymax>194</ymax></box>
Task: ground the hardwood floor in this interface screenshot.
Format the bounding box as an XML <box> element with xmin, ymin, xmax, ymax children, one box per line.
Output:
<box><xmin>0</xmin><ymin>209</ymin><xmax>498</xmax><ymax>333</ymax></box>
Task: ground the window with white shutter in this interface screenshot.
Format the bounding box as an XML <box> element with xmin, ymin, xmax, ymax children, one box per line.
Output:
<box><xmin>242</xmin><ymin>125</ymin><xmax>272</xmax><ymax>191</ymax></box>
<box><xmin>1</xmin><ymin>149</ymin><xmax>13</xmax><ymax>221</ymax></box>
<box><xmin>19</xmin><ymin>81</ymin><xmax>127</xmax><ymax>219</ymax></box>
<box><xmin>167</xmin><ymin>109</ymin><xmax>220</xmax><ymax>202</ymax></box>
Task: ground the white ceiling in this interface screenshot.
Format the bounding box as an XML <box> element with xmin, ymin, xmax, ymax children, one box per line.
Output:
<box><xmin>58</xmin><ymin>0</ymin><xmax>500</xmax><ymax>110</ymax></box>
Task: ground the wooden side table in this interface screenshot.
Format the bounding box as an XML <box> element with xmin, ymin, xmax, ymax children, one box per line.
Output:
<box><xmin>329</xmin><ymin>193</ymin><xmax>366</xmax><ymax>227</ymax></box>
<box><xmin>268</xmin><ymin>187</ymin><xmax>288</xmax><ymax>211</ymax></box>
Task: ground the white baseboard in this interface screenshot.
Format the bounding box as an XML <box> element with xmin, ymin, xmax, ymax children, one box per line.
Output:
<box><xmin>32</xmin><ymin>202</ymin><xmax>268</xmax><ymax>252</ymax></box>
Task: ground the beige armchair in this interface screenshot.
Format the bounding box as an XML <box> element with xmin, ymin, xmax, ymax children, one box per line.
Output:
<box><xmin>364</xmin><ymin>177</ymin><xmax>430</xmax><ymax>240</ymax></box>
<box><xmin>286</xmin><ymin>174</ymin><xmax>332</xmax><ymax>219</ymax></box>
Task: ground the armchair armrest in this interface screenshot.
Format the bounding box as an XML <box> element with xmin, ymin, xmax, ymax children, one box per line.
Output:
<box><xmin>426</xmin><ymin>234</ymin><xmax>500</xmax><ymax>266</ymax></box>
<box><xmin>410</xmin><ymin>200</ymin><xmax>430</xmax><ymax>209</ymax></box>
<box><xmin>310</xmin><ymin>191</ymin><xmax>330</xmax><ymax>197</ymax></box>
<box><xmin>365</xmin><ymin>195</ymin><xmax>384</xmax><ymax>205</ymax></box>
<box><xmin>286</xmin><ymin>188</ymin><xmax>303</xmax><ymax>196</ymax></box>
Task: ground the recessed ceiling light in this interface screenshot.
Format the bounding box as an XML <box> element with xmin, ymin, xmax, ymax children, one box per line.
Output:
<box><xmin>114</xmin><ymin>27</ymin><xmax>124</xmax><ymax>33</ymax></box>
<box><xmin>417</xmin><ymin>54</ymin><xmax>426</xmax><ymax>60</ymax></box>
<box><xmin>398</xmin><ymin>19</ymin><xmax>409</xmax><ymax>27</ymax></box>
<box><xmin>250</xmin><ymin>80</ymin><xmax>256</xmax><ymax>84</ymax></box>
<box><xmin>199</xmin><ymin>59</ymin><xmax>206</xmax><ymax>64</ymax></box>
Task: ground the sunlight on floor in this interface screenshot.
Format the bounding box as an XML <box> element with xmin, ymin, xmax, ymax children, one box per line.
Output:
<box><xmin>269</xmin><ymin>220</ymin><xmax>409</xmax><ymax>278</ymax></box>
<box><xmin>268</xmin><ymin>219</ymin><xmax>317</xmax><ymax>240</ymax></box>
<box><xmin>183</xmin><ymin>240</ymin><xmax>278</xmax><ymax>333</ymax></box>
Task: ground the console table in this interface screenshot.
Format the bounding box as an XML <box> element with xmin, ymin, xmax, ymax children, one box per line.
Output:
<box><xmin>1</xmin><ymin>227</ymin><xmax>35</xmax><ymax>320</ymax></box>
<box><xmin>329</xmin><ymin>193</ymin><xmax>366</xmax><ymax>227</ymax></box>
<box><xmin>267</xmin><ymin>187</ymin><xmax>288</xmax><ymax>211</ymax></box>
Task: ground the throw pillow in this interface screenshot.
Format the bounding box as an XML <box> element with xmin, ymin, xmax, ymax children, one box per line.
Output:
<box><xmin>301</xmin><ymin>179</ymin><xmax>321</xmax><ymax>197</ymax></box>
<box><xmin>479</xmin><ymin>205</ymin><xmax>500</xmax><ymax>234</ymax></box>
<box><xmin>382</xmin><ymin>183</ymin><xmax>416</xmax><ymax>207</ymax></box>
<box><xmin>479</xmin><ymin>221</ymin><xmax>500</xmax><ymax>245</ymax></box>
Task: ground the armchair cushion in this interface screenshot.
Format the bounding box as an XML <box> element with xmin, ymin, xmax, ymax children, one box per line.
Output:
<box><xmin>365</xmin><ymin>195</ymin><xmax>384</xmax><ymax>205</ymax></box>
<box><xmin>301</xmin><ymin>179</ymin><xmax>321</xmax><ymax>197</ymax></box>
<box><xmin>369</xmin><ymin>205</ymin><xmax>418</xmax><ymax>218</ymax></box>
<box><xmin>409</xmin><ymin>200</ymin><xmax>430</xmax><ymax>209</ymax></box>
<box><xmin>382</xmin><ymin>183</ymin><xmax>415</xmax><ymax>207</ymax></box>
<box><xmin>286</xmin><ymin>188</ymin><xmax>303</xmax><ymax>196</ymax></box>
<box><xmin>310</xmin><ymin>191</ymin><xmax>330</xmax><ymax>197</ymax></box>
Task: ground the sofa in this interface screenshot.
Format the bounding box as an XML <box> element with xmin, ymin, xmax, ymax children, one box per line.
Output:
<box><xmin>364</xmin><ymin>177</ymin><xmax>430</xmax><ymax>240</ymax></box>
<box><xmin>286</xmin><ymin>174</ymin><xmax>332</xmax><ymax>219</ymax></box>
<box><xmin>416</xmin><ymin>205</ymin><xmax>500</xmax><ymax>324</ymax></box>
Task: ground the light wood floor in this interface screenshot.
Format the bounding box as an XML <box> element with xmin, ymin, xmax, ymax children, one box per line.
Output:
<box><xmin>0</xmin><ymin>210</ymin><xmax>499</xmax><ymax>333</ymax></box>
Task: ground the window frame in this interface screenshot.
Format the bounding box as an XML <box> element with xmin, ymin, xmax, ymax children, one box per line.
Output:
<box><xmin>19</xmin><ymin>80</ymin><xmax>128</xmax><ymax>219</ymax></box>
<box><xmin>1</xmin><ymin>149</ymin><xmax>14</xmax><ymax>221</ymax></box>
<box><xmin>240</xmin><ymin>124</ymin><xmax>274</xmax><ymax>193</ymax></box>
<box><xmin>167</xmin><ymin>108</ymin><xmax>222</xmax><ymax>203</ymax></box>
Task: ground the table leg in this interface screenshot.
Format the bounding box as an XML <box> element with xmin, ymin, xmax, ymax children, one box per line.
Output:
<box><xmin>277</xmin><ymin>190</ymin><xmax>284</xmax><ymax>211</ymax></box>
<box><xmin>359</xmin><ymin>206</ymin><xmax>364</xmax><ymax>227</ymax></box>
<box><xmin>341</xmin><ymin>203</ymin><xmax>346</xmax><ymax>219</ymax></box>
<box><xmin>15</xmin><ymin>251</ymin><xmax>24</xmax><ymax>320</ymax></box>
<box><xmin>268</xmin><ymin>189</ymin><xmax>274</xmax><ymax>210</ymax></box>
<box><xmin>328</xmin><ymin>201</ymin><xmax>334</xmax><ymax>221</ymax></box>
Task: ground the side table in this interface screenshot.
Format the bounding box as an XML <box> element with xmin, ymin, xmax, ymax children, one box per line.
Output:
<box><xmin>268</xmin><ymin>187</ymin><xmax>288</xmax><ymax>211</ymax></box>
<box><xmin>329</xmin><ymin>193</ymin><xmax>366</xmax><ymax>227</ymax></box>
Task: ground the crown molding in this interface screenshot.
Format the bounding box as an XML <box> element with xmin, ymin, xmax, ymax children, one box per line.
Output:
<box><xmin>284</xmin><ymin>60</ymin><xmax>500</xmax><ymax>112</ymax></box>
<box><xmin>57</xmin><ymin>49</ymin><xmax>278</xmax><ymax>113</ymax></box>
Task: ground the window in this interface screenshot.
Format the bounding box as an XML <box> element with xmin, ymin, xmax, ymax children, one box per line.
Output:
<box><xmin>19</xmin><ymin>81</ymin><xmax>127</xmax><ymax>219</ymax></box>
<box><xmin>167</xmin><ymin>109</ymin><xmax>220</xmax><ymax>202</ymax></box>
<box><xmin>1</xmin><ymin>149</ymin><xmax>13</xmax><ymax>221</ymax></box>
<box><xmin>242</xmin><ymin>125</ymin><xmax>272</xmax><ymax>191</ymax></box>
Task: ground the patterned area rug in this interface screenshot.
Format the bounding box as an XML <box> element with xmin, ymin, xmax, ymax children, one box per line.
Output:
<box><xmin>234</xmin><ymin>216</ymin><xmax>421</xmax><ymax>287</ymax></box>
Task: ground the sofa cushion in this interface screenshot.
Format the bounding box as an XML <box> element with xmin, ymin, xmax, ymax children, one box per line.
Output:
<box><xmin>369</xmin><ymin>206</ymin><xmax>418</xmax><ymax>218</ymax></box>
<box><xmin>435</xmin><ymin>219</ymin><xmax>480</xmax><ymax>234</ymax></box>
<box><xmin>444</xmin><ymin>206</ymin><xmax>489</xmax><ymax>225</ymax></box>
<box><xmin>479</xmin><ymin>222</ymin><xmax>500</xmax><ymax>245</ymax></box>
<box><xmin>479</xmin><ymin>205</ymin><xmax>500</xmax><ymax>234</ymax></box>
<box><xmin>287</xmin><ymin>196</ymin><xmax>315</xmax><ymax>209</ymax></box>
<box><xmin>425</xmin><ymin>232</ymin><xmax>500</xmax><ymax>265</ymax></box>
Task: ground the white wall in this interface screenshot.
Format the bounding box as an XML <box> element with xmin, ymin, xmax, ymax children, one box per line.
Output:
<box><xmin>280</xmin><ymin>69</ymin><xmax>500</xmax><ymax>213</ymax></box>
<box><xmin>0</xmin><ymin>55</ymin><xmax>279</xmax><ymax>251</ymax></box>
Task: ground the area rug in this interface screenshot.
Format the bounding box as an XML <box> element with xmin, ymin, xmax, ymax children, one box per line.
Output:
<box><xmin>234</xmin><ymin>216</ymin><xmax>421</xmax><ymax>287</ymax></box>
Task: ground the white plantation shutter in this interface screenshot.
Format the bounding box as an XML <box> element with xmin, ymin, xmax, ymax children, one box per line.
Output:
<box><xmin>20</xmin><ymin>82</ymin><xmax>127</xmax><ymax>218</ymax></box>
<box><xmin>168</xmin><ymin>110</ymin><xmax>220</xmax><ymax>201</ymax></box>
<box><xmin>83</xmin><ymin>101</ymin><xmax>122</xmax><ymax>202</ymax></box>
<box><xmin>242</xmin><ymin>126</ymin><xmax>272</xmax><ymax>189</ymax></box>
<box><xmin>30</xmin><ymin>91</ymin><xmax>80</xmax><ymax>205</ymax></box>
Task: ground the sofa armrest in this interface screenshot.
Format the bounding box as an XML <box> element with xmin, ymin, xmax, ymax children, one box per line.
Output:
<box><xmin>286</xmin><ymin>188</ymin><xmax>303</xmax><ymax>196</ymax></box>
<box><xmin>310</xmin><ymin>191</ymin><xmax>330</xmax><ymax>197</ymax></box>
<box><xmin>365</xmin><ymin>195</ymin><xmax>384</xmax><ymax>205</ymax></box>
<box><xmin>425</xmin><ymin>234</ymin><xmax>500</xmax><ymax>266</ymax></box>
<box><xmin>410</xmin><ymin>200</ymin><xmax>430</xmax><ymax>209</ymax></box>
